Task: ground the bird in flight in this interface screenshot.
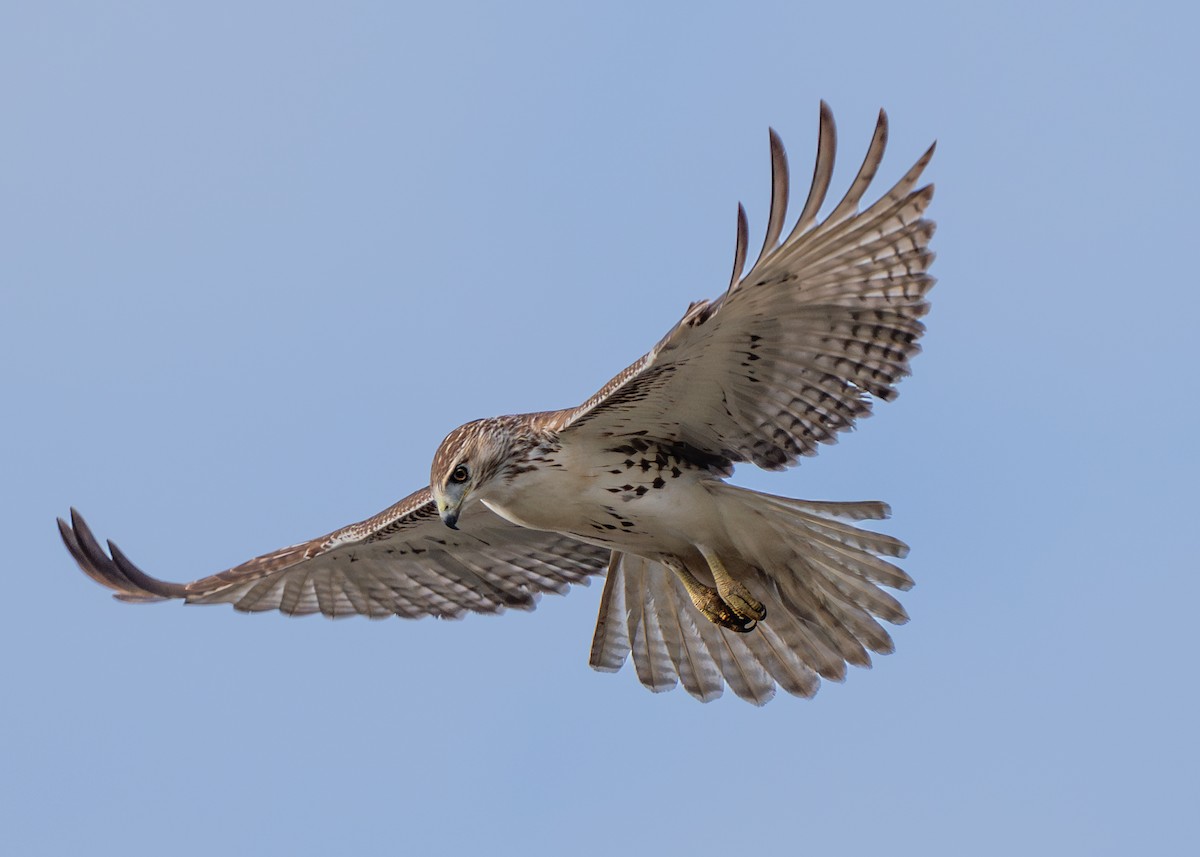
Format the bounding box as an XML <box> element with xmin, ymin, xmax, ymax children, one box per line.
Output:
<box><xmin>60</xmin><ymin>103</ymin><xmax>936</xmax><ymax>705</ymax></box>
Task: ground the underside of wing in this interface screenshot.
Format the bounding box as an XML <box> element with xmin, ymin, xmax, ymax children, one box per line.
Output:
<box><xmin>59</xmin><ymin>489</ymin><xmax>611</xmax><ymax>619</ymax></box>
<box><xmin>551</xmin><ymin>103</ymin><xmax>936</xmax><ymax>471</ymax></box>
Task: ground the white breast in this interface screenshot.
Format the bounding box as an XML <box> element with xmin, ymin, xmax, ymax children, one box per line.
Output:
<box><xmin>478</xmin><ymin>436</ymin><xmax>720</xmax><ymax>556</ymax></box>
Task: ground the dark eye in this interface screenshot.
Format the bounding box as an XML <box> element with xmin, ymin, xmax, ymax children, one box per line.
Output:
<box><xmin>450</xmin><ymin>464</ymin><xmax>470</xmax><ymax>484</ymax></box>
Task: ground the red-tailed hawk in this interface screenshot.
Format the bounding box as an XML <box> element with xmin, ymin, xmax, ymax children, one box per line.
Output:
<box><xmin>61</xmin><ymin>103</ymin><xmax>936</xmax><ymax>704</ymax></box>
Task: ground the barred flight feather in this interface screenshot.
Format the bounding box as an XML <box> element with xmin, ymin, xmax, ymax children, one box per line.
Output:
<box><xmin>60</xmin><ymin>104</ymin><xmax>936</xmax><ymax>706</ymax></box>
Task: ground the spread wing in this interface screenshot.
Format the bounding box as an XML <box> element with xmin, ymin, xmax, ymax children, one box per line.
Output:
<box><xmin>58</xmin><ymin>490</ymin><xmax>610</xmax><ymax>618</ymax></box>
<box><xmin>549</xmin><ymin>103</ymin><xmax>936</xmax><ymax>470</ymax></box>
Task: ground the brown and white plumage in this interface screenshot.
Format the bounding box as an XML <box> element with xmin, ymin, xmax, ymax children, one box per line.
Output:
<box><xmin>59</xmin><ymin>492</ymin><xmax>608</xmax><ymax>618</ymax></box>
<box><xmin>553</xmin><ymin>104</ymin><xmax>935</xmax><ymax>470</ymax></box>
<box><xmin>60</xmin><ymin>104</ymin><xmax>936</xmax><ymax>704</ymax></box>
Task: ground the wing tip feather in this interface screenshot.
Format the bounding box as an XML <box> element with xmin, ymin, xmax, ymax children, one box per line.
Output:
<box><xmin>59</xmin><ymin>508</ymin><xmax>186</xmax><ymax>602</ymax></box>
<box><xmin>727</xmin><ymin>202</ymin><xmax>750</xmax><ymax>291</ymax></box>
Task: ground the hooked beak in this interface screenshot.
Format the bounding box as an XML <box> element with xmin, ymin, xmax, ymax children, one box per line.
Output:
<box><xmin>436</xmin><ymin>497</ymin><xmax>460</xmax><ymax>530</ymax></box>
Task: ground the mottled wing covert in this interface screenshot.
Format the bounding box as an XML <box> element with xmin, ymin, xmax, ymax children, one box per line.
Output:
<box><xmin>59</xmin><ymin>489</ymin><xmax>610</xmax><ymax>618</ymax></box>
<box><xmin>552</xmin><ymin>103</ymin><xmax>936</xmax><ymax>471</ymax></box>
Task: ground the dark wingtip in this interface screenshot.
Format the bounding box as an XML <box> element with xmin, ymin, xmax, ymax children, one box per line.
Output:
<box><xmin>726</xmin><ymin>202</ymin><xmax>750</xmax><ymax>292</ymax></box>
<box><xmin>58</xmin><ymin>508</ymin><xmax>183</xmax><ymax>602</ymax></box>
<box><xmin>107</xmin><ymin>538</ymin><xmax>185</xmax><ymax>599</ymax></box>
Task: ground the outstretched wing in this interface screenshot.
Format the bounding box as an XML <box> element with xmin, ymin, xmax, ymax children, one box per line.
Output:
<box><xmin>59</xmin><ymin>490</ymin><xmax>611</xmax><ymax>618</ymax></box>
<box><xmin>550</xmin><ymin>103</ymin><xmax>936</xmax><ymax>471</ymax></box>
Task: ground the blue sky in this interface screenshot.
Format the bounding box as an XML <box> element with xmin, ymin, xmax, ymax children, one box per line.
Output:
<box><xmin>4</xmin><ymin>2</ymin><xmax>1197</xmax><ymax>854</ymax></box>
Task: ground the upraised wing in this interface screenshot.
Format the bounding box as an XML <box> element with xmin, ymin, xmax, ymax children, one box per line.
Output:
<box><xmin>58</xmin><ymin>490</ymin><xmax>610</xmax><ymax>618</ymax></box>
<box><xmin>551</xmin><ymin>103</ymin><xmax>936</xmax><ymax>471</ymax></box>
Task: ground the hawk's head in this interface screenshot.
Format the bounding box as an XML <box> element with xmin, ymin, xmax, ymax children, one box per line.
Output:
<box><xmin>429</xmin><ymin>418</ymin><xmax>522</xmax><ymax>529</ymax></box>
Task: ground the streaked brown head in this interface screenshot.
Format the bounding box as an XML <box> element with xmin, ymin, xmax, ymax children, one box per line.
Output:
<box><xmin>429</xmin><ymin>417</ymin><xmax>523</xmax><ymax>529</ymax></box>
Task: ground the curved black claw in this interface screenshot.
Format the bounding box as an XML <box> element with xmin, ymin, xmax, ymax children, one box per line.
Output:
<box><xmin>692</xmin><ymin>587</ymin><xmax>759</xmax><ymax>633</ymax></box>
<box><xmin>724</xmin><ymin>590</ymin><xmax>766</xmax><ymax>625</ymax></box>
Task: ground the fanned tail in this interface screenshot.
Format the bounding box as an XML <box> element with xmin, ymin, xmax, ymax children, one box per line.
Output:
<box><xmin>587</xmin><ymin>484</ymin><xmax>911</xmax><ymax>705</ymax></box>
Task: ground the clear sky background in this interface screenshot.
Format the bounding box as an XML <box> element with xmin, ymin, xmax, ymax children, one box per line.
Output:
<box><xmin>4</xmin><ymin>2</ymin><xmax>1197</xmax><ymax>854</ymax></box>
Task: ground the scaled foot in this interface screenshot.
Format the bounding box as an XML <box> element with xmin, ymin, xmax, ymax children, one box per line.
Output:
<box><xmin>718</xmin><ymin>580</ymin><xmax>766</xmax><ymax>625</ymax></box>
<box><xmin>689</xmin><ymin>583</ymin><xmax>759</xmax><ymax>633</ymax></box>
<box><xmin>696</xmin><ymin>544</ymin><xmax>766</xmax><ymax>625</ymax></box>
